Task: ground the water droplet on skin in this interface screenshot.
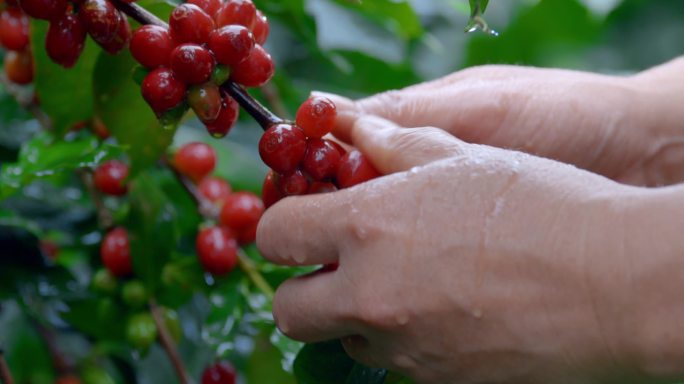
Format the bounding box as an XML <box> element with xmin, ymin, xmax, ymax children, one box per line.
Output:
<box><xmin>396</xmin><ymin>314</ymin><xmax>409</xmax><ymax>326</ymax></box>
<box><xmin>472</xmin><ymin>308</ymin><xmax>483</xmax><ymax>319</ymax></box>
<box><xmin>354</xmin><ymin>226</ymin><xmax>368</xmax><ymax>241</ymax></box>
<box><xmin>293</xmin><ymin>253</ymin><xmax>306</xmax><ymax>263</ymax></box>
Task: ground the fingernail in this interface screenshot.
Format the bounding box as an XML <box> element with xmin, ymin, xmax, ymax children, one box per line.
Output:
<box><xmin>311</xmin><ymin>91</ymin><xmax>355</xmax><ymax>111</ymax></box>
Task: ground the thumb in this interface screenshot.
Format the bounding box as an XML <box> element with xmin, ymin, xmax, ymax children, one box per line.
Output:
<box><xmin>350</xmin><ymin>116</ymin><xmax>466</xmax><ymax>175</ymax></box>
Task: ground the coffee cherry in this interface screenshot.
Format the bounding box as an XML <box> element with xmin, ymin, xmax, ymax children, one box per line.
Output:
<box><xmin>198</xmin><ymin>176</ymin><xmax>232</xmax><ymax>203</ymax></box>
<box><xmin>230</xmin><ymin>44</ymin><xmax>274</xmax><ymax>88</ymax></box>
<box><xmin>196</xmin><ymin>226</ymin><xmax>238</xmax><ymax>276</ymax></box>
<box><xmin>130</xmin><ymin>25</ymin><xmax>173</xmax><ymax>69</ymax></box>
<box><xmin>201</xmin><ymin>361</ymin><xmax>237</xmax><ymax>384</ymax></box>
<box><xmin>188</xmin><ymin>0</ymin><xmax>221</xmax><ymax>16</ymax></box>
<box><xmin>3</xmin><ymin>50</ymin><xmax>33</xmax><ymax>85</ymax></box>
<box><xmin>174</xmin><ymin>142</ymin><xmax>216</xmax><ymax>183</ymax></box>
<box><xmin>208</xmin><ymin>25</ymin><xmax>254</xmax><ymax>67</ymax></box>
<box><xmin>336</xmin><ymin>150</ymin><xmax>380</xmax><ymax>189</ymax></box>
<box><xmin>169</xmin><ymin>4</ymin><xmax>214</xmax><ymax>45</ymax></box>
<box><xmin>308</xmin><ymin>181</ymin><xmax>338</xmax><ymax>194</ymax></box>
<box><xmin>258</xmin><ymin>124</ymin><xmax>307</xmax><ymax>175</ymax></box>
<box><xmin>121</xmin><ymin>280</ymin><xmax>147</xmax><ymax>309</ymax></box>
<box><xmin>220</xmin><ymin>192</ymin><xmax>264</xmax><ymax>233</ymax></box>
<box><xmin>278</xmin><ymin>169</ymin><xmax>308</xmax><ymax>196</ymax></box>
<box><xmin>237</xmin><ymin>223</ymin><xmax>257</xmax><ymax>245</ymax></box>
<box><xmin>262</xmin><ymin>171</ymin><xmax>283</xmax><ymax>209</ymax></box>
<box><xmin>98</xmin><ymin>12</ymin><xmax>131</xmax><ymax>55</ymax></box>
<box><xmin>101</xmin><ymin>227</ymin><xmax>133</xmax><ymax>277</ymax></box>
<box><xmin>205</xmin><ymin>95</ymin><xmax>239</xmax><ymax>138</ymax></box>
<box><xmin>92</xmin><ymin>116</ymin><xmax>111</xmax><ymax>139</ymax></box>
<box><xmin>302</xmin><ymin>139</ymin><xmax>342</xmax><ymax>181</ymax></box>
<box><xmin>46</xmin><ymin>10</ymin><xmax>87</xmax><ymax>68</ymax></box>
<box><xmin>252</xmin><ymin>10</ymin><xmax>269</xmax><ymax>45</ymax></box>
<box><xmin>296</xmin><ymin>96</ymin><xmax>337</xmax><ymax>139</ymax></box>
<box><xmin>329</xmin><ymin>140</ymin><xmax>347</xmax><ymax>156</ymax></box>
<box><xmin>188</xmin><ymin>82</ymin><xmax>222</xmax><ymax>123</ymax></box>
<box><xmin>94</xmin><ymin>160</ymin><xmax>129</xmax><ymax>196</ymax></box>
<box><xmin>126</xmin><ymin>313</ymin><xmax>157</xmax><ymax>350</ymax></box>
<box><xmin>215</xmin><ymin>0</ymin><xmax>256</xmax><ymax>29</ymax></box>
<box><xmin>91</xmin><ymin>268</ymin><xmax>118</xmax><ymax>295</ymax></box>
<box><xmin>141</xmin><ymin>67</ymin><xmax>187</xmax><ymax>115</ymax></box>
<box><xmin>18</xmin><ymin>0</ymin><xmax>67</xmax><ymax>20</ymax></box>
<box><xmin>0</xmin><ymin>8</ymin><xmax>29</xmax><ymax>51</ymax></box>
<box><xmin>170</xmin><ymin>44</ymin><xmax>215</xmax><ymax>85</ymax></box>
<box><xmin>79</xmin><ymin>0</ymin><xmax>120</xmax><ymax>43</ymax></box>
<box><xmin>55</xmin><ymin>375</ymin><xmax>81</xmax><ymax>384</ymax></box>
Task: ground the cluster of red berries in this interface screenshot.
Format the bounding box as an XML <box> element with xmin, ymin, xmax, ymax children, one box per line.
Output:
<box><xmin>259</xmin><ymin>95</ymin><xmax>380</xmax><ymax>207</ymax></box>
<box><xmin>201</xmin><ymin>361</ymin><xmax>236</xmax><ymax>384</ymax></box>
<box><xmin>0</xmin><ymin>1</ymin><xmax>33</xmax><ymax>84</ymax></box>
<box><xmin>131</xmin><ymin>0</ymin><xmax>272</xmax><ymax>137</ymax></box>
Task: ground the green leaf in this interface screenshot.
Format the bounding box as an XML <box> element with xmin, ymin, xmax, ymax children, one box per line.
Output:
<box><xmin>469</xmin><ymin>0</ymin><xmax>489</xmax><ymax>16</ymax></box>
<box><xmin>332</xmin><ymin>0</ymin><xmax>423</xmax><ymax>40</ymax></box>
<box><xmin>294</xmin><ymin>341</ymin><xmax>355</xmax><ymax>384</ymax></box>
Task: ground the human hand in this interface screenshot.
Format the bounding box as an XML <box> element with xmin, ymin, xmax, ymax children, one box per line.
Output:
<box><xmin>257</xmin><ymin>116</ymin><xmax>665</xmax><ymax>383</ymax></box>
<box><xmin>323</xmin><ymin>59</ymin><xmax>684</xmax><ymax>187</ymax></box>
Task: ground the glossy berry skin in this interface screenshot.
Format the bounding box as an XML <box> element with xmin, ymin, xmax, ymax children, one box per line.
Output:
<box><xmin>198</xmin><ymin>177</ymin><xmax>232</xmax><ymax>203</ymax></box>
<box><xmin>188</xmin><ymin>82</ymin><xmax>222</xmax><ymax>123</ymax></box>
<box><xmin>18</xmin><ymin>0</ymin><xmax>67</xmax><ymax>20</ymax></box>
<box><xmin>258</xmin><ymin>124</ymin><xmax>307</xmax><ymax>175</ymax></box>
<box><xmin>0</xmin><ymin>8</ymin><xmax>29</xmax><ymax>51</ymax></box>
<box><xmin>220</xmin><ymin>192</ymin><xmax>264</xmax><ymax>233</ymax></box>
<box><xmin>205</xmin><ymin>95</ymin><xmax>240</xmax><ymax>138</ymax></box>
<box><xmin>278</xmin><ymin>169</ymin><xmax>309</xmax><ymax>196</ymax></box>
<box><xmin>261</xmin><ymin>171</ymin><xmax>283</xmax><ymax>209</ymax></box>
<box><xmin>101</xmin><ymin>227</ymin><xmax>133</xmax><ymax>277</ymax></box>
<box><xmin>169</xmin><ymin>4</ymin><xmax>215</xmax><ymax>45</ymax></box>
<box><xmin>208</xmin><ymin>25</ymin><xmax>254</xmax><ymax>67</ymax></box>
<box><xmin>170</xmin><ymin>44</ymin><xmax>215</xmax><ymax>85</ymax></box>
<box><xmin>252</xmin><ymin>10</ymin><xmax>269</xmax><ymax>45</ymax></box>
<box><xmin>336</xmin><ymin>150</ymin><xmax>381</xmax><ymax>189</ymax></box>
<box><xmin>174</xmin><ymin>142</ymin><xmax>217</xmax><ymax>183</ymax></box>
<box><xmin>98</xmin><ymin>13</ymin><xmax>131</xmax><ymax>55</ymax></box>
<box><xmin>201</xmin><ymin>361</ymin><xmax>237</xmax><ymax>384</ymax></box>
<box><xmin>302</xmin><ymin>139</ymin><xmax>342</xmax><ymax>181</ymax></box>
<box><xmin>94</xmin><ymin>160</ymin><xmax>129</xmax><ymax>196</ymax></box>
<box><xmin>79</xmin><ymin>0</ymin><xmax>120</xmax><ymax>43</ymax></box>
<box><xmin>308</xmin><ymin>181</ymin><xmax>338</xmax><ymax>194</ymax></box>
<box><xmin>46</xmin><ymin>10</ymin><xmax>87</xmax><ymax>68</ymax></box>
<box><xmin>187</xmin><ymin>0</ymin><xmax>221</xmax><ymax>16</ymax></box>
<box><xmin>141</xmin><ymin>68</ymin><xmax>187</xmax><ymax>115</ymax></box>
<box><xmin>230</xmin><ymin>45</ymin><xmax>274</xmax><ymax>88</ymax></box>
<box><xmin>130</xmin><ymin>25</ymin><xmax>173</xmax><ymax>69</ymax></box>
<box><xmin>196</xmin><ymin>227</ymin><xmax>238</xmax><ymax>276</ymax></box>
<box><xmin>3</xmin><ymin>50</ymin><xmax>33</xmax><ymax>85</ymax></box>
<box><xmin>215</xmin><ymin>0</ymin><xmax>256</xmax><ymax>29</ymax></box>
<box><xmin>296</xmin><ymin>96</ymin><xmax>337</xmax><ymax>139</ymax></box>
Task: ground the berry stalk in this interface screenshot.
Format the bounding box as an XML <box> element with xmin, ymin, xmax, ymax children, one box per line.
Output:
<box><xmin>149</xmin><ymin>299</ymin><xmax>193</xmax><ymax>384</ymax></box>
<box><xmin>0</xmin><ymin>349</ymin><xmax>14</xmax><ymax>384</ymax></box>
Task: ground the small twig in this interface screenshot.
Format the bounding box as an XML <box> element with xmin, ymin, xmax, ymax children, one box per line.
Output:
<box><xmin>149</xmin><ymin>299</ymin><xmax>193</xmax><ymax>384</ymax></box>
<box><xmin>0</xmin><ymin>74</ymin><xmax>51</xmax><ymax>129</ymax></box>
<box><xmin>165</xmin><ymin>162</ymin><xmax>220</xmax><ymax>220</ymax></box>
<box><xmin>109</xmin><ymin>0</ymin><xmax>167</xmax><ymax>27</ymax></box>
<box><xmin>237</xmin><ymin>249</ymin><xmax>274</xmax><ymax>300</ymax></box>
<box><xmin>0</xmin><ymin>350</ymin><xmax>14</xmax><ymax>384</ymax></box>
<box><xmin>78</xmin><ymin>170</ymin><xmax>115</xmax><ymax>230</ymax></box>
<box><xmin>31</xmin><ymin>319</ymin><xmax>73</xmax><ymax>376</ymax></box>
<box><xmin>260</xmin><ymin>83</ymin><xmax>290</xmax><ymax>121</ymax></box>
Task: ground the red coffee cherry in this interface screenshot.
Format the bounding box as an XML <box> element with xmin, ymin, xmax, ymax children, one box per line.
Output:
<box><xmin>174</xmin><ymin>142</ymin><xmax>217</xmax><ymax>183</ymax></box>
<box><xmin>198</xmin><ymin>177</ymin><xmax>232</xmax><ymax>203</ymax></box>
<box><xmin>169</xmin><ymin>4</ymin><xmax>214</xmax><ymax>45</ymax></box>
<box><xmin>336</xmin><ymin>150</ymin><xmax>381</xmax><ymax>189</ymax></box>
<box><xmin>237</xmin><ymin>223</ymin><xmax>257</xmax><ymax>245</ymax></box>
<box><xmin>170</xmin><ymin>44</ymin><xmax>215</xmax><ymax>85</ymax></box>
<box><xmin>101</xmin><ymin>227</ymin><xmax>133</xmax><ymax>277</ymax></box>
<box><xmin>201</xmin><ymin>361</ymin><xmax>237</xmax><ymax>384</ymax></box>
<box><xmin>3</xmin><ymin>50</ymin><xmax>33</xmax><ymax>85</ymax></box>
<box><xmin>261</xmin><ymin>171</ymin><xmax>283</xmax><ymax>209</ymax></box>
<box><xmin>196</xmin><ymin>227</ymin><xmax>238</xmax><ymax>276</ymax></box>
<box><xmin>252</xmin><ymin>10</ymin><xmax>269</xmax><ymax>45</ymax></box>
<box><xmin>79</xmin><ymin>0</ymin><xmax>120</xmax><ymax>43</ymax></box>
<box><xmin>296</xmin><ymin>96</ymin><xmax>337</xmax><ymax>139</ymax></box>
<box><xmin>277</xmin><ymin>169</ymin><xmax>309</xmax><ymax>196</ymax></box>
<box><xmin>141</xmin><ymin>67</ymin><xmax>187</xmax><ymax>115</ymax></box>
<box><xmin>302</xmin><ymin>139</ymin><xmax>342</xmax><ymax>181</ymax></box>
<box><xmin>187</xmin><ymin>0</ymin><xmax>221</xmax><ymax>17</ymax></box>
<box><xmin>188</xmin><ymin>82</ymin><xmax>222</xmax><ymax>123</ymax></box>
<box><xmin>208</xmin><ymin>25</ymin><xmax>254</xmax><ymax>67</ymax></box>
<box><xmin>46</xmin><ymin>10</ymin><xmax>87</xmax><ymax>68</ymax></box>
<box><xmin>258</xmin><ymin>124</ymin><xmax>307</xmax><ymax>175</ymax></box>
<box><xmin>328</xmin><ymin>140</ymin><xmax>347</xmax><ymax>156</ymax></box>
<box><xmin>94</xmin><ymin>160</ymin><xmax>129</xmax><ymax>196</ymax></box>
<box><xmin>220</xmin><ymin>192</ymin><xmax>264</xmax><ymax>233</ymax></box>
<box><xmin>18</xmin><ymin>0</ymin><xmax>67</xmax><ymax>20</ymax></box>
<box><xmin>215</xmin><ymin>0</ymin><xmax>256</xmax><ymax>29</ymax></box>
<box><xmin>130</xmin><ymin>25</ymin><xmax>173</xmax><ymax>69</ymax></box>
<box><xmin>308</xmin><ymin>181</ymin><xmax>338</xmax><ymax>194</ymax></box>
<box><xmin>230</xmin><ymin>44</ymin><xmax>274</xmax><ymax>88</ymax></box>
<box><xmin>97</xmin><ymin>12</ymin><xmax>131</xmax><ymax>55</ymax></box>
<box><xmin>204</xmin><ymin>95</ymin><xmax>239</xmax><ymax>138</ymax></box>
<box><xmin>0</xmin><ymin>8</ymin><xmax>29</xmax><ymax>51</ymax></box>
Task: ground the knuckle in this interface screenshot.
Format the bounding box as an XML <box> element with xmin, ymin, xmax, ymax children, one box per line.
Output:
<box><xmin>351</xmin><ymin>289</ymin><xmax>398</xmax><ymax>330</ymax></box>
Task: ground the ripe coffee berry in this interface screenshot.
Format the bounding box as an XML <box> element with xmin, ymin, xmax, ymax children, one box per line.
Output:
<box><xmin>130</xmin><ymin>25</ymin><xmax>173</xmax><ymax>69</ymax></box>
<box><xmin>196</xmin><ymin>227</ymin><xmax>238</xmax><ymax>276</ymax></box>
<box><xmin>79</xmin><ymin>0</ymin><xmax>120</xmax><ymax>43</ymax></box>
<box><xmin>308</xmin><ymin>181</ymin><xmax>338</xmax><ymax>194</ymax></box>
<box><xmin>296</xmin><ymin>96</ymin><xmax>337</xmax><ymax>139</ymax></box>
<box><xmin>259</xmin><ymin>124</ymin><xmax>307</xmax><ymax>175</ymax></box>
<box><xmin>173</xmin><ymin>142</ymin><xmax>217</xmax><ymax>183</ymax></box>
<box><xmin>261</xmin><ymin>171</ymin><xmax>283</xmax><ymax>209</ymax></box>
<box><xmin>0</xmin><ymin>8</ymin><xmax>29</xmax><ymax>51</ymax></box>
<box><xmin>220</xmin><ymin>192</ymin><xmax>264</xmax><ymax>233</ymax></box>
<box><xmin>215</xmin><ymin>0</ymin><xmax>256</xmax><ymax>29</ymax></box>
<box><xmin>278</xmin><ymin>169</ymin><xmax>309</xmax><ymax>196</ymax></box>
<box><xmin>198</xmin><ymin>176</ymin><xmax>232</xmax><ymax>203</ymax></box>
<box><xmin>205</xmin><ymin>95</ymin><xmax>239</xmax><ymax>138</ymax></box>
<box><xmin>3</xmin><ymin>50</ymin><xmax>33</xmax><ymax>85</ymax></box>
<box><xmin>18</xmin><ymin>0</ymin><xmax>67</xmax><ymax>20</ymax></box>
<box><xmin>188</xmin><ymin>0</ymin><xmax>221</xmax><ymax>16</ymax></box>
<box><xmin>302</xmin><ymin>139</ymin><xmax>342</xmax><ymax>181</ymax></box>
<box><xmin>252</xmin><ymin>10</ymin><xmax>269</xmax><ymax>45</ymax></box>
<box><xmin>141</xmin><ymin>67</ymin><xmax>187</xmax><ymax>115</ymax></box>
<box><xmin>98</xmin><ymin>13</ymin><xmax>131</xmax><ymax>55</ymax></box>
<box><xmin>230</xmin><ymin>44</ymin><xmax>274</xmax><ymax>88</ymax></box>
<box><xmin>169</xmin><ymin>4</ymin><xmax>214</xmax><ymax>45</ymax></box>
<box><xmin>188</xmin><ymin>82</ymin><xmax>222</xmax><ymax>123</ymax></box>
<box><xmin>336</xmin><ymin>150</ymin><xmax>381</xmax><ymax>189</ymax></box>
<box><xmin>94</xmin><ymin>160</ymin><xmax>129</xmax><ymax>196</ymax></box>
<box><xmin>101</xmin><ymin>227</ymin><xmax>133</xmax><ymax>277</ymax></box>
<box><xmin>208</xmin><ymin>25</ymin><xmax>254</xmax><ymax>67</ymax></box>
<box><xmin>46</xmin><ymin>10</ymin><xmax>87</xmax><ymax>68</ymax></box>
<box><xmin>170</xmin><ymin>44</ymin><xmax>215</xmax><ymax>85</ymax></box>
<box><xmin>201</xmin><ymin>361</ymin><xmax>237</xmax><ymax>384</ymax></box>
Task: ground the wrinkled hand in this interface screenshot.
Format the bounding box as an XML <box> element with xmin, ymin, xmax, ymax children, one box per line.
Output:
<box><xmin>257</xmin><ymin>116</ymin><xmax>643</xmax><ymax>383</ymax></box>
<box><xmin>323</xmin><ymin>62</ymin><xmax>684</xmax><ymax>186</ymax></box>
